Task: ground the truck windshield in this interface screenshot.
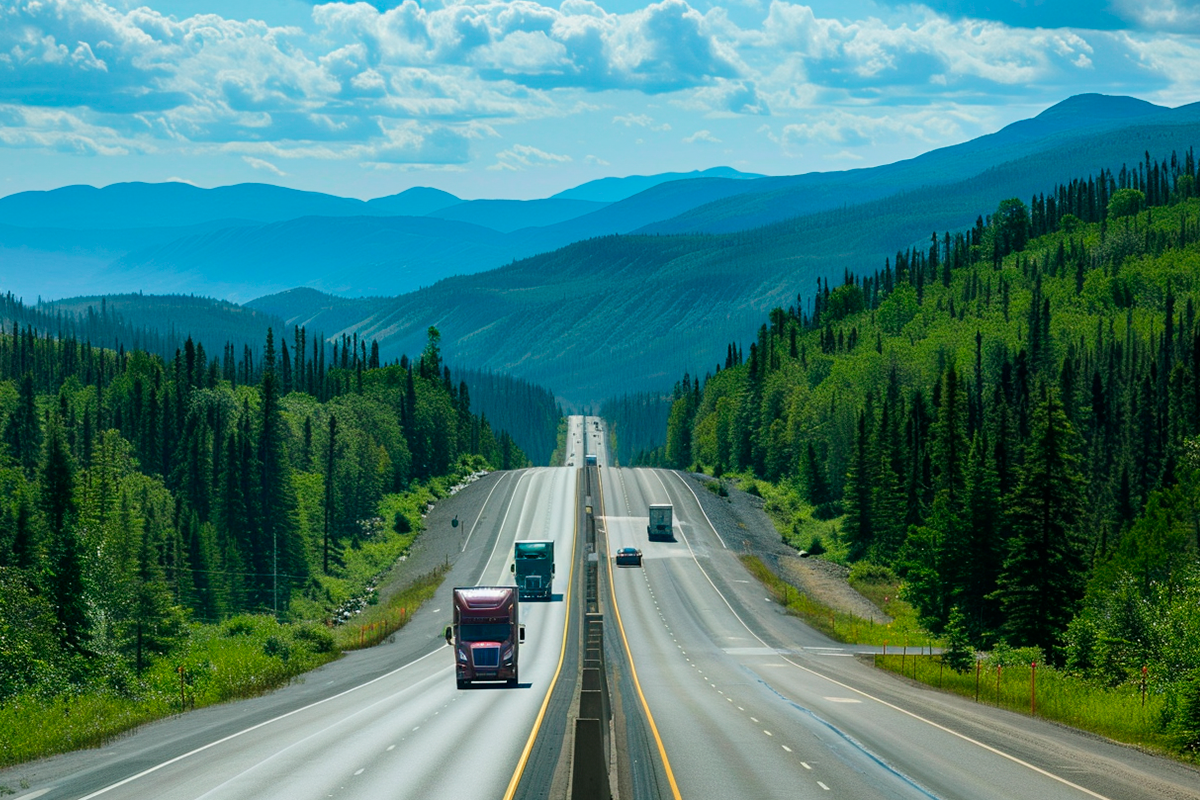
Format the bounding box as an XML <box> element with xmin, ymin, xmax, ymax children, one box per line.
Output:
<box><xmin>460</xmin><ymin>623</ymin><xmax>511</xmax><ymax>642</ymax></box>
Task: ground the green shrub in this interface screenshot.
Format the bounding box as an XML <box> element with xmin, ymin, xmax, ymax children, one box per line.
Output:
<box><xmin>849</xmin><ymin>562</ymin><xmax>897</xmax><ymax>584</ymax></box>
<box><xmin>813</xmin><ymin>501</ymin><xmax>842</xmax><ymax>520</ymax></box>
<box><xmin>291</xmin><ymin>624</ymin><xmax>335</xmax><ymax>654</ymax></box>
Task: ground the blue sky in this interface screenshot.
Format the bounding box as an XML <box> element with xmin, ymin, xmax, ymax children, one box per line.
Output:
<box><xmin>1</xmin><ymin>0</ymin><xmax>1198</xmax><ymax>200</ymax></box>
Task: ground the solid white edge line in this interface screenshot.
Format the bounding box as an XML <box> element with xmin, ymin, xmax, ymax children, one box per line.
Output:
<box><xmin>461</xmin><ymin>471</ymin><xmax>511</xmax><ymax>553</ymax></box>
<box><xmin>481</xmin><ymin>468</ymin><xmax>535</xmax><ymax>576</ymax></box>
<box><xmin>655</xmin><ymin>469</ymin><xmax>1114</xmax><ymax>800</ymax></box>
<box><xmin>662</xmin><ymin>469</ymin><xmax>727</xmax><ymax>549</ymax></box>
<box><xmin>77</xmin><ymin>647</ymin><xmax>447</xmax><ymax>800</ymax></box>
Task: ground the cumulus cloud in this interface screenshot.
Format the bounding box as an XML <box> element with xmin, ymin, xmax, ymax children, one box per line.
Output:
<box><xmin>1113</xmin><ymin>0</ymin><xmax>1200</xmax><ymax>32</ymax></box>
<box><xmin>313</xmin><ymin>0</ymin><xmax>743</xmax><ymax>93</ymax></box>
<box><xmin>0</xmin><ymin>0</ymin><xmax>1192</xmax><ymax>173</ymax></box>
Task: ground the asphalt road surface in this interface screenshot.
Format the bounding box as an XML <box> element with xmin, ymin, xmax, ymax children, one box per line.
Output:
<box><xmin>7</xmin><ymin>413</ymin><xmax>1199</xmax><ymax>800</ymax></box>
<box><xmin>598</xmin><ymin>460</ymin><xmax>1200</xmax><ymax>800</ymax></box>
<box><xmin>7</xmin><ymin>417</ymin><xmax>587</xmax><ymax>800</ymax></box>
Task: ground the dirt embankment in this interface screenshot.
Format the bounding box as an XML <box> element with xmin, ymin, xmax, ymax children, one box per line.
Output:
<box><xmin>681</xmin><ymin>473</ymin><xmax>891</xmax><ymax>625</ymax></box>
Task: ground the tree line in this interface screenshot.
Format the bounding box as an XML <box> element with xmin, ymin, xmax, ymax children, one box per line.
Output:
<box><xmin>648</xmin><ymin>149</ymin><xmax>1200</xmax><ymax>706</ymax></box>
<box><xmin>454</xmin><ymin>368</ymin><xmax>562</xmax><ymax>465</ymax></box>
<box><xmin>0</xmin><ymin>320</ymin><xmax>536</xmax><ymax>700</ymax></box>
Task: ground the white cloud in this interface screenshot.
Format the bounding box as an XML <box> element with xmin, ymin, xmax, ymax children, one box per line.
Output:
<box><xmin>612</xmin><ymin>113</ymin><xmax>671</xmax><ymax>130</ymax></box>
<box><xmin>243</xmin><ymin>155</ymin><xmax>287</xmax><ymax>175</ymax></box>
<box><xmin>488</xmin><ymin>143</ymin><xmax>573</xmax><ymax>170</ymax></box>
<box><xmin>585</xmin><ymin>153</ymin><xmax>610</xmax><ymax>165</ymax></box>
<box><xmin>683</xmin><ymin>129</ymin><xmax>721</xmax><ymax>143</ymax></box>
<box><xmin>0</xmin><ymin>0</ymin><xmax>1193</xmax><ymax>179</ymax></box>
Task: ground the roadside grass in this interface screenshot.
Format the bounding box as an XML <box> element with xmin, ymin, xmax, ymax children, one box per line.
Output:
<box><xmin>335</xmin><ymin>566</ymin><xmax>447</xmax><ymax>651</ymax></box>
<box><xmin>875</xmin><ymin>654</ymin><xmax>1173</xmax><ymax>754</ymax></box>
<box><xmin>739</xmin><ymin>553</ymin><xmax>1176</xmax><ymax>756</ymax></box>
<box><xmin>715</xmin><ymin>472</ymin><xmax>851</xmax><ymax>564</ymax></box>
<box><xmin>0</xmin><ymin>463</ymin><xmax>477</xmax><ymax>769</ymax></box>
<box><xmin>0</xmin><ymin>615</ymin><xmax>338</xmax><ymax>768</ymax></box>
<box><xmin>739</xmin><ymin>555</ymin><xmax>939</xmax><ymax>649</ymax></box>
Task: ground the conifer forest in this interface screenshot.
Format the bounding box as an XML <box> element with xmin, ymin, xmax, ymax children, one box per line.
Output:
<box><xmin>648</xmin><ymin>150</ymin><xmax>1200</xmax><ymax>741</ymax></box>
<box><xmin>0</xmin><ymin>318</ymin><xmax>544</xmax><ymax>720</ymax></box>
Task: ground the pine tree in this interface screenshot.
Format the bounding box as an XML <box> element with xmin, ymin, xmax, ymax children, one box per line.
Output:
<box><xmin>994</xmin><ymin>388</ymin><xmax>1086</xmax><ymax>659</ymax></box>
<box><xmin>842</xmin><ymin>412</ymin><xmax>875</xmax><ymax>559</ymax></box>
<box><xmin>4</xmin><ymin>373</ymin><xmax>41</xmax><ymax>476</ymax></box>
<box><xmin>41</xmin><ymin>418</ymin><xmax>88</xmax><ymax>653</ymax></box>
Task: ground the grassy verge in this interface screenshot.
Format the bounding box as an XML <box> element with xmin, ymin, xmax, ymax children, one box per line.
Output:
<box><xmin>875</xmin><ymin>654</ymin><xmax>1173</xmax><ymax>754</ymax></box>
<box><xmin>739</xmin><ymin>555</ymin><xmax>940</xmax><ymax>649</ymax></box>
<box><xmin>0</xmin><ymin>465</ymin><xmax>472</xmax><ymax>770</ymax></box>
<box><xmin>335</xmin><ymin>566</ymin><xmax>447</xmax><ymax>651</ymax></box>
<box><xmin>0</xmin><ymin>615</ymin><xmax>338</xmax><ymax>768</ymax></box>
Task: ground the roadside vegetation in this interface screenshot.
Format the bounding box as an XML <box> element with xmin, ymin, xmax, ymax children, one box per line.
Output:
<box><xmin>740</xmin><ymin>555</ymin><xmax>938</xmax><ymax>649</ymax></box>
<box><xmin>639</xmin><ymin>149</ymin><xmax>1200</xmax><ymax>755</ymax></box>
<box><xmin>0</xmin><ymin>321</ymin><xmax>549</xmax><ymax>768</ymax></box>
<box><xmin>875</xmin><ymin>652</ymin><xmax>1174</xmax><ymax>755</ymax></box>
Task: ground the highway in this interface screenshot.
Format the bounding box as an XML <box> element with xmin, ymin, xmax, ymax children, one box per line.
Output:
<box><xmin>596</xmin><ymin>440</ymin><xmax>1200</xmax><ymax>799</ymax></box>
<box><xmin>7</xmin><ymin>413</ymin><xmax>1199</xmax><ymax>800</ymax></box>
<box><xmin>10</xmin><ymin>417</ymin><xmax>588</xmax><ymax>800</ymax></box>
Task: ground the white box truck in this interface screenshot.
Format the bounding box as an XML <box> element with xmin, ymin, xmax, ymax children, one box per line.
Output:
<box><xmin>648</xmin><ymin>504</ymin><xmax>673</xmax><ymax>541</ymax></box>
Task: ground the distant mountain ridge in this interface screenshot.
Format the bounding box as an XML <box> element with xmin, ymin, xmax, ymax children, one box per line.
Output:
<box><xmin>552</xmin><ymin>167</ymin><xmax>764</xmax><ymax>202</ymax></box>
<box><xmin>242</xmin><ymin>96</ymin><xmax>1200</xmax><ymax>402</ymax></box>
<box><xmin>15</xmin><ymin>93</ymin><xmax>1200</xmax><ymax>402</ymax></box>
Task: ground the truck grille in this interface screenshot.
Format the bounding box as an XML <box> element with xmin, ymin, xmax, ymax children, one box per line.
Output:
<box><xmin>472</xmin><ymin>647</ymin><xmax>500</xmax><ymax>668</ymax></box>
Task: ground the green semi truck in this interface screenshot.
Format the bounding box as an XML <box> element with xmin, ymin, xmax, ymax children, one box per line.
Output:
<box><xmin>511</xmin><ymin>539</ymin><xmax>555</xmax><ymax>600</ymax></box>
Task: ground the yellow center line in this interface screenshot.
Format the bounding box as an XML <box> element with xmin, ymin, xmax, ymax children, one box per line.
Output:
<box><xmin>502</xmin><ymin>464</ymin><xmax>579</xmax><ymax>800</ymax></box>
<box><xmin>598</xmin><ymin>468</ymin><xmax>684</xmax><ymax>800</ymax></box>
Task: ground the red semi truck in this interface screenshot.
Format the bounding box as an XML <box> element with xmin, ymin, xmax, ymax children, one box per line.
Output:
<box><xmin>444</xmin><ymin>586</ymin><xmax>524</xmax><ymax>688</ymax></box>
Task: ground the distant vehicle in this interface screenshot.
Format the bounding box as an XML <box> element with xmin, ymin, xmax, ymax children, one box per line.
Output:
<box><xmin>615</xmin><ymin>547</ymin><xmax>643</xmax><ymax>567</ymax></box>
<box><xmin>445</xmin><ymin>586</ymin><xmax>524</xmax><ymax>688</ymax></box>
<box><xmin>648</xmin><ymin>504</ymin><xmax>673</xmax><ymax>541</ymax></box>
<box><xmin>585</xmin><ymin>454</ymin><xmax>598</xmax><ymax>467</ymax></box>
<box><xmin>511</xmin><ymin>540</ymin><xmax>554</xmax><ymax>600</ymax></box>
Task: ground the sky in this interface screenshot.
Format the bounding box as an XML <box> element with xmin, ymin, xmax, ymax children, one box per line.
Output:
<box><xmin>1</xmin><ymin>0</ymin><xmax>1199</xmax><ymax>200</ymax></box>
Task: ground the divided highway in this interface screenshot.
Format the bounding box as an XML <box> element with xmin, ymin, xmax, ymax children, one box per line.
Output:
<box><xmin>8</xmin><ymin>414</ymin><xmax>1198</xmax><ymax>800</ymax></box>
<box><xmin>10</xmin><ymin>418</ymin><xmax>588</xmax><ymax>800</ymax></box>
<box><xmin>598</xmin><ymin>455</ymin><xmax>1200</xmax><ymax>800</ymax></box>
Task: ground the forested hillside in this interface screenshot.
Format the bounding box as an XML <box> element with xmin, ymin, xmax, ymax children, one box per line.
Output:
<box><xmin>600</xmin><ymin>391</ymin><xmax>673</xmax><ymax>466</ymax></box>
<box><xmin>652</xmin><ymin>149</ymin><xmax>1200</xmax><ymax>746</ymax></box>
<box><xmin>454</xmin><ymin>368</ymin><xmax>561</xmax><ymax>465</ymax></box>
<box><xmin>0</xmin><ymin>319</ymin><xmax>537</xmax><ymax>716</ymax></box>
<box><xmin>13</xmin><ymin>293</ymin><xmax>286</xmax><ymax>364</ymax></box>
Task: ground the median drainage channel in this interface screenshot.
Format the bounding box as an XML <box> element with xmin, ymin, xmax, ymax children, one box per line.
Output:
<box><xmin>568</xmin><ymin>465</ymin><xmax>617</xmax><ymax>800</ymax></box>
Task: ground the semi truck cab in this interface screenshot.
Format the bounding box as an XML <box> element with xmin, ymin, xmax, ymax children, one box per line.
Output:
<box><xmin>445</xmin><ymin>586</ymin><xmax>524</xmax><ymax>688</ymax></box>
<box><xmin>511</xmin><ymin>540</ymin><xmax>555</xmax><ymax>600</ymax></box>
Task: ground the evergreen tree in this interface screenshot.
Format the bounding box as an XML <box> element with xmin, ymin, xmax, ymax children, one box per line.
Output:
<box><xmin>842</xmin><ymin>412</ymin><xmax>875</xmax><ymax>559</ymax></box>
<box><xmin>40</xmin><ymin>419</ymin><xmax>88</xmax><ymax>653</ymax></box>
<box><xmin>994</xmin><ymin>388</ymin><xmax>1086</xmax><ymax>659</ymax></box>
<box><xmin>4</xmin><ymin>373</ymin><xmax>41</xmax><ymax>476</ymax></box>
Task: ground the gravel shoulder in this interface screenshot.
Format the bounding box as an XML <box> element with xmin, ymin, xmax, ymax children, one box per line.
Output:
<box><xmin>372</xmin><ymin>470</ymin><xmax>509</xmax><ymax>604</ymax></box>
<box><xmin>678</xmin><ymin>472</ymin><xmax>890</xmax><ymax>625</ymax></box>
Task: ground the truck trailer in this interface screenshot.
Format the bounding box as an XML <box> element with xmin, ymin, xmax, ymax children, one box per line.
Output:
<box><xmin>445</xmin><ymin>586</ymin><xmax>524</xmax><ymax>688</ymax></box>
<box><xmin>511</xmin><ymin>540</ymin><xmax>555</xmax><ymax>600</ymax></box>
<box><xmin>648</xmin><ymin>504</ymin><xmax>674</xmax><ymax>541</ymax></box>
